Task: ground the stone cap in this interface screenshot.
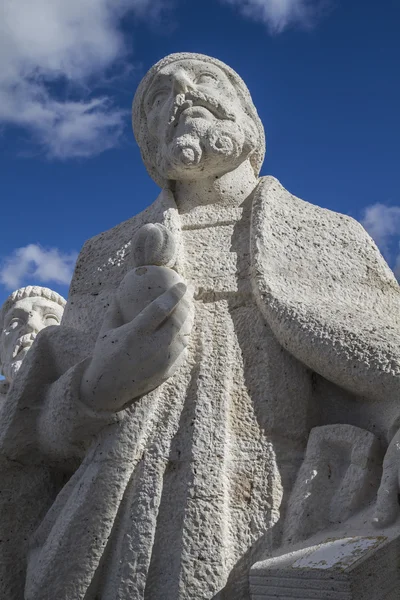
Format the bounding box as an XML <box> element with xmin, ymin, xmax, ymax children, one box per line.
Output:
<box><xmin>0</xmin><ymin>286</ymin><xmax>67</xmax><ymax>331</ymax></box>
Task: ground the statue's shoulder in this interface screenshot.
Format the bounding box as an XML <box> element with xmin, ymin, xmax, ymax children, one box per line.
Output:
<box><xmin>251</xmin><ymin>177</ymin><xmax>400</xmax><ymax>406</ymax></box>
<box><xmin>252</xmin><ymin>175</ymin><xmax>397</xmax><ymax>284</ymax></box>
<box><xmin>251</xmin><ymin>175</ymin><xmax>398</xmax><ymax>341</ymax></box>
<box><xmin>255</xmin><ymin>175</ymin><xmax>366</xmax><ymax>239</ymax></box>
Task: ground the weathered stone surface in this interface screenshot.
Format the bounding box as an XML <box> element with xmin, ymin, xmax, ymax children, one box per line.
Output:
<box><xmin>0</xmin><ymin>53</ymin><xmax>399</xmax><ymax>600</ymax></box>
<box><xmin>283</xmin><ymin>424</ymin><xmax>383</xmax><ymax>545</ymax></box>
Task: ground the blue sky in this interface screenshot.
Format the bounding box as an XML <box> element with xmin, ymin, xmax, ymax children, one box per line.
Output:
<box><xmin>0</xmin><ymin>0</ymin><xmax>399</xmax><ymax>310</ymax></box>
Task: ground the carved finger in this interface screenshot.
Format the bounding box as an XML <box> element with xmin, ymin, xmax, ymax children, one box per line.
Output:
<box><xmin>163</xmin><ymin>344</ymin><xmax>188</xmax><ymax>379</ymax></box>
<box><xmin>158</xmin><ymin>294</ymin><xmax>192</xmax><ymax>328</ymax></box>
<box><xmin>153</xmin><ymin>304</ymin><xmax>193</xmax><ymax>349</ymax></box>
<box><xmin>120</xmin><ymin>340</ymin><xmax>188</xmax><ymax>406</ymax></box>
<box><xmin>148</xmin><ymin>332</ymin><xmax>188</xmax><ymax>375</ymax></box>
<box><xmin>99</xmin><ymin>297</ymin><xmax>124</xmax><ymax>335</ymax></box>
<box><xmin>172</xmin><ymin>293</ymin><xmax>194</xmax><ymax>335</ymax></box>
<box><xmin>136</xmin><ymin>283</ymin><xmax>187</xmax><ymax>332</ymax></box>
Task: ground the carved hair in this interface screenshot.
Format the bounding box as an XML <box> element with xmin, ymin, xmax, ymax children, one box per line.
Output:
<box><xmin>132</xmin><ymin>52</ymin><xmax>266</xmax><ymax>188</ymax></box>
<box><xmin>0</xmin><ymin>286</ymin><xmax>66</xmax><ymax>331</ymax></box>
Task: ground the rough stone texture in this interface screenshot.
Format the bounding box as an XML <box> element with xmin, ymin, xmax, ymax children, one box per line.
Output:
<box><xmin>0</xmin><ymin>53</ymin><xmax>399</xmax><ymax>600</ymax></box>
<box><xmin>283</xmin><ymin>424</ymin><xmax>383</xmax><ymax>545</ymax></box>
<box><xmin>251</xmin><ymin>177</ymin><xmax>400</xmax><ymax>407</ymax></box>
<box><xmin>0</xmin><ymin>379</ymin><xmax>8</xmax><ymax>403</ymax></box>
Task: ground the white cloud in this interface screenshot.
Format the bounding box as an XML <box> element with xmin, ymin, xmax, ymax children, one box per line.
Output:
<box><xmin>360</xmin><ymin>203</ymin><xmax>400</xmax><ymax>280</ymax></box>
<box><xmin>221</xmin><ymin>0</ymin><xmax>329</xmax><ymax>33</ymax></box>
<box><xmin>0</xmin><ymin>0</ymin><xmax>164</xmax><ymax>158</ymax></box>
<box><xmin>0</xmin><ymin>244</ymin><xmax>78</xmax><ymax>290</ymax></box>
<box><xmin>360</xmin><ymin>203</ymin><xmax>400</xmax><ymax>254</ymax></box>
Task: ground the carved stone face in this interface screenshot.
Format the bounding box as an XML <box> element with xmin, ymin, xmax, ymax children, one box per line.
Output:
<box><xmin>0</xmin><ymin>296</ymin><xmax>64</xmax><ymax>383</ymax></box>
<box><xmin>142</xmin><ymin>59</ymin><xmax>259</xmax><ymax>181</ymax></box>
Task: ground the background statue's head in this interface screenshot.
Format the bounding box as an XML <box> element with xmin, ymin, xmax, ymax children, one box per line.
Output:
<box><xmin>0</xmin><ymin>286</ymin><xmax>66</xmax><ymax>384</ymax></box>
<box><xmin>132</xmin><ymin>52</ymin><xmax>266</xmax><ymax>187</ymax></box>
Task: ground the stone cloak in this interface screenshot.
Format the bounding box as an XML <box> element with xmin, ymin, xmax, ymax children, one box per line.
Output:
<box><xmin>0</xmin><ymin>177</ymin><xmax>399</xmax><ymax>599</ymax></box>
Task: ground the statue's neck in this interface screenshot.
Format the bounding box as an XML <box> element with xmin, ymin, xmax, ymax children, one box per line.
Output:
<box><xmin>172</xmin><ymin>160</ymin><xmax>258</xmax><ymax>213</ymax></box>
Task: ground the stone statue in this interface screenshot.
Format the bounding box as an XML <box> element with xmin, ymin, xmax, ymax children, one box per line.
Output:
<box><xmin>0</xmin><ymin>286</ymin><xmax>66</xmax><ymax>401</ymax></box>
<box><xmin>1</xmin><ymin>53</ymin><xmax>400</xmax><ymax>600</ymax></box>
<box><xmin>0</xmin><ymin>286</ymin><xmax>66</xmax><ymax>598</ymax></box>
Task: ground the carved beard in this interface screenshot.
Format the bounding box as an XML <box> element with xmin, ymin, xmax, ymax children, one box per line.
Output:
<box><xmin>0</xmin><ymin>335</ymin><xmax>33</xmax><ymax>384</ymax></box>
<box><xmin>1</xmin><ymin>357</ymin><xmax>23</xmax><ymax>384</ymax></box>
<box><xmin>156</xmin><ymin>113</ymin><xmax>258</xmax><ymax>180</ymax></box>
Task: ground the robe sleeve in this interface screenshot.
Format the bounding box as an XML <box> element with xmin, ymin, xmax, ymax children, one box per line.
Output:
<box><xmin>0</xmin><ymin>325</ymin><xmax>119</xmax><ymax>467</ymax></box>
<box><xmin>251</xmin><ymin>176</ymin><xmax>400</xmax><ymax>406</ymax></box>
<box><xmin>37</xmin><ymin>356</ymin><xmax>120</xmax><ymax>464</ymax></box>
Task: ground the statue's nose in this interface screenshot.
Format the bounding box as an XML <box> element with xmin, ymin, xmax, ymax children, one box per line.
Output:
<box><xmin>172</xmin><ymin>70</ymin><xmax>196</xmax><ymax>95</ymax></box>
<box><xmin>25</xmin><ymin>313</ymin><xmax>43</xmax><ymax>335</ymax></box>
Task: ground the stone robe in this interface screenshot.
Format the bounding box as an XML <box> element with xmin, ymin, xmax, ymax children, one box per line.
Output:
<box><xmin>0</xmin><ymin>379</ymin><xmax>8</xmax><ymax>405</ymax></box>
<box><xmin>1</xmin><ymin>177</ymin><xmax>399</xmax><ymax>600</ymax></box>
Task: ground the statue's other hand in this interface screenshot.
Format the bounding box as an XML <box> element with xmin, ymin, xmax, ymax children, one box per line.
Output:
<box><xmin>80</xmin><ymin>282</ymin><xmax>193</xmax><ymax>412</ymax></box>
<box><xmin>373</xmin><ymin>430</ymin><xmax>400</xmax><ymax>528</ymax></box>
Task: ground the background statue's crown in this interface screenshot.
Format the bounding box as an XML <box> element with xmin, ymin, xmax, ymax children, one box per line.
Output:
<box><xmin>132</xmin><ymin>52</ymin><xmax>266</xmax><ymax>188</ymax></box>
<box><xmin>0</xmin><ymin>286</ymin><xmax>66</xmax><ymax>331</ymax></box>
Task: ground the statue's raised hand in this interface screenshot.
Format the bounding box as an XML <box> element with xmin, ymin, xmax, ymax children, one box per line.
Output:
<box><xmin>80</xmin><ymin>280</ymin><xmax>193</xmax><ymax>412</ymax></box>
<box><xmin>373</xmin><ymin>428</ymin><xmax>400</xmax><ymax>527</ymax></box>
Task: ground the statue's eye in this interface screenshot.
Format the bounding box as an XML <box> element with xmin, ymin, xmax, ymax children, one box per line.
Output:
<box><xmin>7</xmin><ymin>318</ymin><xmax>22</xmax><ymax>330</ymax></box>
<box><xmin>148</xmin><ymin>89</ymin><xmax>169</xmax><ymax>108</ymax></box>
<box><xmin>196</xmin><ymin>73</ymin><xmax>219</xmax><ymax>86</ymax></box>
<box><xmin>45</xmin><ymin>315</ymin><xmax>59</xmax><ymax>326</ymax></box>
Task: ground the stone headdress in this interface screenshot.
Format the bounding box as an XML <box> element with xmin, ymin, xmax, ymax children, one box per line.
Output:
<box><xmin>132</xmin><ymin>52</ymin><xmax>266</xmax><ymax>188</ymax></box>
<box><xmin>0</xmin><ymin>286</ymin><xmax>66</xmax><ymax>332</ymax></box>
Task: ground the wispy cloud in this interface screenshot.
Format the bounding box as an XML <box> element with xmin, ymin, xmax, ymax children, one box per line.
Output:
<box><xmin>221</xmin><ymin>0</ymin><xmax>330</xmax><ymax>33</ymax></box>
<box><xmin>0</xmin><ymin>244</ymin><xmax>78</xmax><ymax>290</ymax></box>
<box><xmin>0</xmin><ymin>0</ymin><xmax>165</xmax><ymax>159</ymax></box>
<box><xmin>360</xmin><ymin>203</ymin><xmax>400</xmax><ymax>254</ymax></box>
<box><xmin>360</xmin><ymin>203</ymin><xmax>400</xmax><ymax>280</ymax></box>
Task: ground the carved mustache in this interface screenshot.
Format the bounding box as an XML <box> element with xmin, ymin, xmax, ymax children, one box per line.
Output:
<box><xmin>12</xmin><ymin>332</ymin><xmax>36</xmax><ymax>359</ymax></box>
<box><xmin>167</xmin><ymin>91</ymin><xmax>236</xmax><ymax>138</ymax></box>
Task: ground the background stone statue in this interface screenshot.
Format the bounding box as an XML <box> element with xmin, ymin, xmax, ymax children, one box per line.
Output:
<box><xmin>1</xmin><ymin>53</ymin><xmax>400</xmax><ymax>600</ymax></box>
<box><xmin>0</xmin><ymin>286</ymin><xmax>65</xmax><ymax>401</ymax></box>
<box><xmin>0</xmin><ymin>286</ymin><xmax>66</xmax><ymax>599</ymax></box>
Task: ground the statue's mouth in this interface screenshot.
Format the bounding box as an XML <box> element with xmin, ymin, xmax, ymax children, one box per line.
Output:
<box><xmin>167</xmin><ymin>95</ymin><xmax>235</xmax><ymax>142</ymax></box>
<box><xmin>176</xmin><ymin>99</ymin><xmax>234</xmax><ymax>123</ymax></box>
<box><xmin>12</xmin><ymin>333</ymin><xmax>36</xmax><ymax>359</ymax></box>
<box><xmin>178</xmin><ymin>105</ymin><xmax>216</xmax><ymax>121</ymax></box>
